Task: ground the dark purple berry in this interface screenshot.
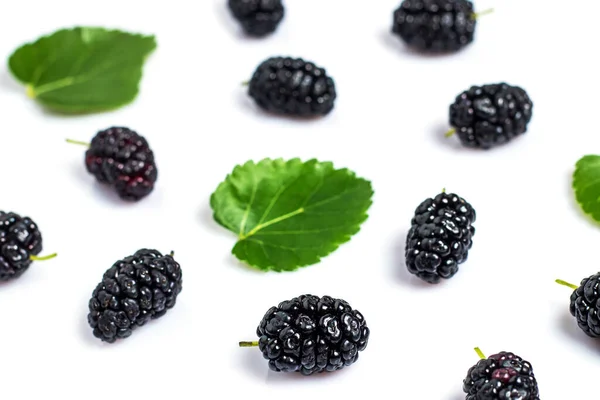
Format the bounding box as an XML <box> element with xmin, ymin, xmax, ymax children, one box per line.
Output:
<box><xmin>247</xmin><ymin>56</ymin><xmax>337</xmax><ymax>117</ymax></box>
<box><xmin>449</xmin><ymin>83</ymin><xmax>533</xmax><ymax>149</ymax></box>
<box><xmin>0</xmin><ymin>211</ymin><xmax>43</xmax><ymax>281</ymax></box>
<box><xmin>228</xmin><ymin>0</ymin><xmax>284</xmax><ymax>37</ymax></box>
<box><xmin>568</xmin><ymin>272</ymin><xmax>600</xmax><ymax>338</ymax></box>
<box><xmin>405</xmin><ymin>192</ymin><xmax>475</xmax><ymax>283</ymax></box>
<box><xmin>83</xmin><ymin>127</ymin><xmax>158</xmax><ymax>201</ymax></box>
<box><xmin>464</xmin><ymin>351</ymin><xmax>540</xmax><ymax>400</ymax></box>
<box><xmin>392</xmin><ymin>0</ymin><xmax>477</xmax><ymax>53</ymax></box>
<box><xmin>251</xmin><ymin>294</ymin><xmax>369</xmax><ymax>375</ymax></box>
<box><xmin>87</xmin><ymin>249</ymin><xmax>182</xmax><ymax>343</ymax></box>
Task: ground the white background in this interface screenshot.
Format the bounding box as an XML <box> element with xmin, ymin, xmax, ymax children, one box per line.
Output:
<box><xmin>0</xmin><ymin>0</ymin><xmax>599</xmax><ymax>398</ymax></box>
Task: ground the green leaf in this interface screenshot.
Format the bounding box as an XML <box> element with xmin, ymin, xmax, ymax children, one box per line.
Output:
<box><xmin>210</xmin><ymin>158</ymin><xmax>374</xmax><ymax>272</ymax></box>
<box><xmin>8</xmin><ymin>27</ymin><xmax>156</xmax><ymax>113</ymax></box>
<box><xmin>573</xmin><ymin>155</ymin><xmax>600</xmax><ymax>222</ymax></box>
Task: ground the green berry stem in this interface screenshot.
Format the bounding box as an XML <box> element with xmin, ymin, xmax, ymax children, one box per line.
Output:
<box><xmin>241</xmin><ymin>81</ymin><xmax>250</xmax><ymax>87</ymax></box>
<box><xmin>445</xmin><ymin>128</ymin><xmax>456</xmax><ymax>138</ymax></box>
<box><xmin>239</xmin><ymin>341</ymin><xmax>259</xmax><ymax>347</ymax></box>
<box><xmin>66</xmin><ymin>139</ymin><xmax>90</xmax><ymax>147</ymax></box>
<box><xmin>474</xmin><ymin>347</ymin><xmax>486</xmax><ymax>360</ymax></box>
<box><xmin>555</xmin><ymin>279</ymin><xmax>579</xmax><ymax>290</ymax></box>
<box><xmin>30</xmin><ymin>253</ymin><xmax>58</xmax><ymax>261</ymax></box>
<box><xmin>472</xmin><ymin>8</ymin><xmax>494</xmax><ymax>20</ymax></box>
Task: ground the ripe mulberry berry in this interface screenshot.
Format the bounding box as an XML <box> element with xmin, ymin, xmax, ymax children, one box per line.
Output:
<box><xmin>68</xmin><ymin>127</ymin><xmax>158</xmax><ymax>201</ymax></box>
<box><xmin>448</xmin><ymin>83</ymin><xmax>533</xmax><ymax>149</ymax></box>
<box><xmin>556</xmin><ymin>275</ymin><xmax>600</xmax><ymax>338</ymax></box>
<box><xmin>0</xmin><ymin>211</ymin><xmax>55</xmax><ymax>281</ymax></box>
<box><xmin>392</xmin><ymin>0</ymin><xmax>485</xmax><ymax>53</ymax></box>
<box><xmin>240</xmin><ymin>294</ymin><xmax>370</xmax><ymax>375</ymax></box>
<box><xmin>464</xmin><ymin>349</ymin><xmax>540</xmax><ymax>400</ymax></box>
<box><xmin>247</xmin><ymin>56</ymin><xmax>337</xmax><ymax>117</ymax></box>
<box><xmin>87</xmin><ymin>249</ymin><xmax>182</xmax><ymax>343</ymax></box>
<box><xmin>228</xmin><ymin>0</ymin><xmax>284</xmax><ymax>37</ymax></box>
<box><xmin>405</xmin><ymin>191</ymin><xmax>475</xmax><ymax>284</ymax></box>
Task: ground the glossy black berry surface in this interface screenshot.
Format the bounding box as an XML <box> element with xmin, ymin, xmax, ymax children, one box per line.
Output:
<box><xmin>0</xmin><ymin>211</ymin><xmax>43</xmax><ymax>281</ymax></box>
<box><xmin>405</xmin><ymin>192</ymin><xmax>475</xmax><ymax>284</ymax></box>
<box><xmin>392</xmin><ymin>0</ymin><xmax>476</xmax><ymax>53</ymax></box>
<box><xmin>464</xmin><ymin>352</ymin><xmax>540</xmax><ymax>400</ymax></box>
<box><xmin>84</xmin><ymin>127</ymin><xmax>158</xmax><ymax>201</ymax></box>
<box><xmin>569</xmin><ymin>272</ymin><xmax>600</xmax><ymax>338</ymax></box>
<box><xmin>87</xmin><ymin>249</ymin><xmax>182</xmax><ymax>343</ymax></box>
<box><xmin>449</xmin><ymin>83</ymin><xmax>533</xmax><ymax>149</ymax></box>
<box><xmin>228</xmin><ymin>0</ymin><xmax>284</xmax><ymax>37</ymax></box>
<box><xmin>248</xmin><ymin>56</ymin><xmax>337</xmax><ymax>117</ymax></box>
<box><xmin>256</xmin><ymin>294</ymin><xmax>370</xmax><ymax>375</ymax></box>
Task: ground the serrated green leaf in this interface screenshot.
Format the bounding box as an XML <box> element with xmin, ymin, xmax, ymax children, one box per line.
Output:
<box><xmin>210</xmin><ymin>158</ymin><xmax>374</xmax><ymax>272</ymax></box>
<box><xmin>573</xmin><ymin>155</ymin><xmax>600</xmax><ymax>222</ymax></box>
<box><xmin>8</xmin><ymin>27</ymin><xmax>156</xmax><ymax>113</ymax></box>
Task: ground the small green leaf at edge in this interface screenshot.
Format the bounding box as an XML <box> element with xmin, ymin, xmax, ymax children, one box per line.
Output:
<box><xmin>209</xmin><ymin>158</ymin><xmax>374</xmax><ymax>272</ymax></box>
<box><xmin>8</xmin><ymin>26</ymin><xmax>156</xmax><ymax>114</ymax></box>
<box><xmin>573</xmin><ymin>155</ymin><xmax>600</xmax><ymax>224</ymax></box>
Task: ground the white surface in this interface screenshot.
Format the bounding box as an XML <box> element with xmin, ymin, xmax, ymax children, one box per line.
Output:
<box><xmin>0</xmin><ymin>0</ymin><xmax>599</xmax><ymax>398</ymax></box>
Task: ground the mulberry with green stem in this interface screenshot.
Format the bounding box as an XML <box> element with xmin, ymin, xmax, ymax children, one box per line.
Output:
<box><xmin>391</xmin><ymin>0</ymin><xmax>494</xmax><ymax>53</ymax></box>
<box><xmin>446</xmin><ymin>83</ymin><xmax>533</xmax><ymax>149</ymax></box>
<box><xmin>0</xmin><ymin>211</ymin><xmax>57</xmax><ymax>281</ymax></box>
<box><xmin>556</xmin><ymin>275</ymin><xmax>600</xmax><ymax>338</ymax></box>
<box><xmin>464</xmin><ymin>347</ymin><xmax>540</xmax><ymax>400</ymax></box>
<box><xmin>405</xmin><ymin>191</ymin><xmax>475</xmax><ymax>283</ymax></box>
<box><xmin>87</xmin><ymin>249</ymin><xmax>182</xmax><ymax>343</ymax></box>
<box><xmin>239</xmin><ymin>294</ymin><xmax>370</xmax><ymax>375</ymax></box>
<box><xmin>67</xmin><ymin>126</ymin><xmax>158</xmax><ymax>201</ymax></box>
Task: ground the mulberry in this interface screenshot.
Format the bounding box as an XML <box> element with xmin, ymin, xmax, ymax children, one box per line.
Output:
<box><xmin>0</xmin><ymin>211</ymin><xmax>54</xmax><ymax>281</ymax></box>
<box><xmin>405</xmin><ymin>191</ymin><xmax>475</xmax><ymax>284</ymax></box>
<box><xmin>68</xmin><ymin>127</ymin><xmax>158</xmax><ymax>201</ymax></box>
<box><xmin>228</xmin><ymin>0</ymin><xmax>284</xmax><ymax>37</ymax></box>
<box><xmin>448</xmin><ymin>83</ymin><xmax>533</xmax><ymax>149</ymax></box>
<box><xmin>392</xmin><ymin>0</ymin><xmax>479</xmax><ymax>53</ymax></box>
<box><xmin>87</xmin><ymin>249</ymin><xmax>183</xmax><ymax>343</ymax></box>
<box><xmin>464</xmin><ymin>349</ymin><xmax>540</xmax><ymax>400</ymax></box>
<box><xmin>247</xmin><ymin>56</ymin><xmax>337</xmax><ymax>117</ymax></box>
<box><xmin>240</xmin><ymin>294</ymin><xmax>370</xmax><ymax>375</ymax></box>
<box><xmin>557</xmin><ymin>274</ymin><xmax>600</xmax><ymax>338</ymax></box>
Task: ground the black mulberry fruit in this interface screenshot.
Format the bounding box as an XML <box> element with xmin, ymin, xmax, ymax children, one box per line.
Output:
<box><xmin>464</xmin><ymin>349</ymin><xmax>540</xmax><ymax>400</ymax></box>
<box><xmin>392</xmin><ymin>0</ymin><xmax>481</xmax><ymax>53</ymax></box>
<box><xmin>0</xmin><ymin>211</ymin><xmax>55</xmax><ymax>281</ymax></box>
<box><xmin>69</xmin><ymin>127</ymin><xmax>158</xmax><ymax>201</ymax></box>
<box><xmin>228</xmin><ymin>0</ymin><xmax>284</xmax><ymax>37</ymax></box>
<box><xmin>87</xmin><ymin>249</ymin><xmax>182</xmax><ymax>343</ymax></box>
<box><xmin>557</xmin><ymin>274</ymin><xmax>600</xmax><ymax>338</ymax></box>
<box><xmin>448</xmin><ymin>83</ymin><xmax>533</xmax><ymax>149</ymax></box>
<box><xmin>247</xmin><ymin>56</ymin><xmax>337</xmax><ymax>117</ymax></box>
<box><xmin>240</xmin><ymin>294</ymin><xmax>370</xmax><ymax>375</ymax></box>
<box><xmin>405</xmin><ymin>191</ymin><xmax>475</xmax><ymax>284</ymax></box>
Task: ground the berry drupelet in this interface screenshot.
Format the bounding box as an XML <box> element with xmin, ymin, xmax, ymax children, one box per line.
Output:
<box><xmin>78</xmin><ymin>127</ymin><xmax>158</xmax><ymax>201</ymax></box>
<box><xmin>228</xmin><ymin>0</ymin><xmax>284</xmax><ymax>37</ymax></box>
<box><xmin>448</xmin><ymin>83</ymin><xmax>533</xmax><ymax>149</ymax></box>
<box><xmin>87</xmin><ymin>249</ymin><xmax>183</xmax><ymax>343</ymax></box>
<box><xmin>247</xmin><ymin>56</ymin><xmax>337</xmax><ymax>117</ymax></box>
<box><xmin>0</xmin><ymin>211</ymin><xmax>45</xmax><ymax>281</ymax></box>
<box><xmin>464</xmin><ymin>350</ymin><xmax>540</xmax><ymax>400</ymax></box>
<box><xmin>392</xmin><ymin>0</ymin><xmax>478</xmax><ymax>53</ymax></box>
<box><xmin>556</xmin><ymin>274</ymin><xmax>600</xmax><ymax>338</ymax></box>
<box><xmin>405</xmin><ymin>191</ymin><xmax>475</xmax><ymax>284</ymax></box>
<box><xmin>241</xmin><ymin>294</ymin><xmax>370</xmax><ymax>375</ymax></box>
